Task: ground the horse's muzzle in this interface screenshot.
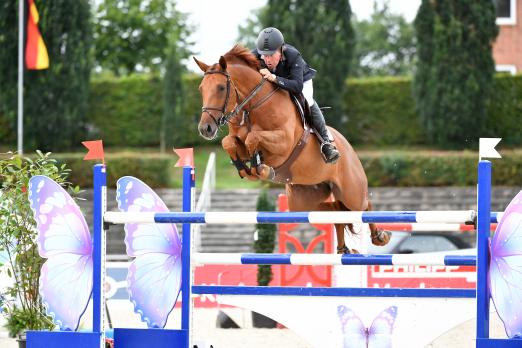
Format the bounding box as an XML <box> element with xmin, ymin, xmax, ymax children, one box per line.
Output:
<box><xmin>198</xmin><ymin>120</ymin><xmax>218</xmax><ymax>140</ymax></box>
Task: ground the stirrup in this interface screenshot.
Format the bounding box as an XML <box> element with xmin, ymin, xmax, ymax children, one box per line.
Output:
<box><xmin>320</xmin><ymin>143</ymin><xmax>340</xmax><ymax>164</ymax></box>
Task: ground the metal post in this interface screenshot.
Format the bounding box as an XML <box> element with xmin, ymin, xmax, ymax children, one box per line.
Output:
<box><xmin>181</xmin><ymin>166</ymin><xmax>194</xmax><ymax>347</ymax></box>
<box><xmin>18</xmin><ymin>0</ymin><xmax>24</xmax><ymax>155</ymax></box>
<box><xmin>93</xmin><ymin>164</ymin><xmax>106</xmax><ymax>347</ymax></box>
<box><xmin>476</xmin><ymin>160</ymin><xmax>492</xmax><ymax>340</ymax></box>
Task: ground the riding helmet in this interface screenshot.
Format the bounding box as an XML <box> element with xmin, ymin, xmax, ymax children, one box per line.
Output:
<box><xmin>256</xmin><ymin>27</ymin><xmax>284</xmax><ymax>55</ymax></box>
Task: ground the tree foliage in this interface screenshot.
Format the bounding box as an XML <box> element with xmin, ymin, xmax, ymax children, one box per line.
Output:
<box><xmin>0</xmin><ymin>0</ymin><xmax>92</xmax><ymax>151</ymax></box>
<box><xmin>94</xmin><ymin>0</ymin><xmax>191</xmax><ymax>75</ymax></box>
<box><xmin>413</xmin><ymin>0</ymin><xmax>498</xmax><ymax>147</ymax></box>
<box><xmin>237</xmin><ymin>0</ymin><xmax>355</xmax><ymax>129</ymax></box>
<box><xmin>161</xmin><ymin>32</ymin><xmax>186</xmax><ymax>152</ymax></box>
<box><xmin>351</xmin><ymin>2</ymin><xmax>416</xmax><ymax>77</ymax></box>
<box><xmin>0</xmin><ymin>151</ymin><xmax>75</xmax><ymax>336</ymax></box>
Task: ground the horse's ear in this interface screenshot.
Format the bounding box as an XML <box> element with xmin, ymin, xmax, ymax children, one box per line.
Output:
<box><xmin>193</xmin><ymin>57</ymin><xmax>209</xmax><ymax>72</ymax></box>
<box><xmin>219</xmin><ymin>56</ymin><xmax>227</xmax><ymax>71</ymax></box>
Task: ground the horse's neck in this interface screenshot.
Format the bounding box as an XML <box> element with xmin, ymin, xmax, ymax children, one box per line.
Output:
<box><xmin>229</xmin><ymin>64</ymin><xmax>264</xmax><ymax>96</ymax></box>
<box><xmin>229</xmin><ymin>64</ymin><xmax>304</xmax><ymax>156</ymax></box>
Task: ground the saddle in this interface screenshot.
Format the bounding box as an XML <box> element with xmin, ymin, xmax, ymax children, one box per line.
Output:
<box><xmin>230</xmin><ymin>93</ymin><xmax>329</xmax><ymax>184</ymax></box>
<box><xmin>291</xmin><ymin>93</ymin><xmax>334</xmax><ymax>143</ymax></box>
<box><xmin>291</xmin><ymin>93</ymin><xmax>311</xmax><ymax>128</ymax></box>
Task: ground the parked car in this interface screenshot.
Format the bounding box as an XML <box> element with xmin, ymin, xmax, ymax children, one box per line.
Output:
<box><xmin>367</xmin><ymin>231</ymin><xmax>473</xmax><ymax>254</ymax></box>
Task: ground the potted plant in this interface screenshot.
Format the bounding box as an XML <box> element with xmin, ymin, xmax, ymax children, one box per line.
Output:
<box><xmin>251</xmin><ymin>189</ymin><xmax>277</xmax><ymax>328</ymax></box>
<box><xmin>0</xmin><ymin>151</ymin><xmax>76</xmax><ymax>346</ymax></box>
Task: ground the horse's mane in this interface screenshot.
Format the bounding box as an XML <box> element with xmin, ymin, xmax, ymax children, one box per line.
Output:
<box><xmin>224</xmin><ymin>44</ymin><xmax>260</xmax><ymax>70</ymax></box>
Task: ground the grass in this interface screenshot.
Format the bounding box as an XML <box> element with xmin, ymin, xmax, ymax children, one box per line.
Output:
<box><xmin>188</xmin><ymin>146</ymin><xmax>267</xmax><ymax>189</ymax></box>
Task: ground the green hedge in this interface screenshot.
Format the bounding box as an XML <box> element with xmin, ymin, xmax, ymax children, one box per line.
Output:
<box><xmin>86</xmin><ymin>73</ymin><xmax>522</xmax><ymax>149</ymax></box>
<box><xmin>484</xmin><ymin>74</ymin><xmax>522</xmax><ymax>146</ymax></box>
<box><xmin>53</xmin><ymin>153</ymin><xmax>175</xmax><ymax>188</ymax></box>
<box><xmin>343</xmin><ymin>76</ymin><xmax>425</xmax><ymax>145</ymax></box>
<box><xmin>48</xmin><ymin>149</ymin><xmax>522</xmax><ymax>188</ymax></box>
<box><xmin>86</xmin><ymin>74</ymin><xmax>212</xmax><ymax>148</ymax></box>
<box><xmin>2</xmin><ymin>73</ymin><xmax>521</xmax><ymax>150</ymax></box>
<box><xmin>87</xmin><ymin>75</ymin><xmax>163</xmax><ymax>147</ymax></box>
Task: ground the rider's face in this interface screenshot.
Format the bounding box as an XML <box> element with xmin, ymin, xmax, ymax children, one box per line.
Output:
<box><xmin>262</xmin><ymin>49</ymin><xmax>282</xmax><ymax>71</ymax></box>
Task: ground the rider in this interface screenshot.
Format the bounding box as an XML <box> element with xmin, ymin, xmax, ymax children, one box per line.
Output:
<box><xmin>252</xmin><ymin>27</ymin><xmax>340</xmax><ymax>164</ymax></box>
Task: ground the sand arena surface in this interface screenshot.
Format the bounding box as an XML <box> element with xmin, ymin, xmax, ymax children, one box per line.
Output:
<box><xmin>0</xmin><ymin>305</ymin><xmax>510</xmax><ymax>348</ymax></box>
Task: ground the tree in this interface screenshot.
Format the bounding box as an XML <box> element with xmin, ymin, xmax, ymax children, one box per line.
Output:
<box><xmin>0</xmin><ymin>0</ymin><xmax>92</xmax><ymax>151</ymax></box>
<box><xmin>237</xmin><ymin>0</ymin><xmax>355</xmax><ymax>130</ymax></box>
<box><xmin>94</xmin><ymin>0</ymin><xmax>191</xmax><ymax>76</ymax></box>
<box><xmin>413</xmin><ymin>0</ymin><xmax>498</xmax><ymax>147</ymax></box>
<box><xmin>351</xmin><ymin>1</ymin><xmax>416</xmax><ymax>77</ymax></box>
<box><xmin>161</xmin><ymin>32</ymin><xmax>186</xmax><ymax>152</ymax></box>
<box><xmin>253</xmin><ymin>190</ymin><xmax>276</xmax><ymax>286</ymax></box>
<box><xmin>413</xmin><ymin>0</ymin><xmax>436</xmax><ymax>137</ymax></box>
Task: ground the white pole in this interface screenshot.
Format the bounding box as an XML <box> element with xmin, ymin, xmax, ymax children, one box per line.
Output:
<box><xmin>18</xmin><ymin>0</ymin><xmax>24</xmax><ymax>155</ymax></box>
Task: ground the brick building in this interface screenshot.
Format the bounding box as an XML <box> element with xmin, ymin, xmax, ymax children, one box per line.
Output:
<box><xmin>493</xmin><ymin>0</ymin><xmax>521</xmax><ymax>74</ymax></box>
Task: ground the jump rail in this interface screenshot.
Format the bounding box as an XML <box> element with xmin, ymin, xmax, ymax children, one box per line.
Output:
<box><xmin>193</xmin><ymin>252</ymin><xmax>477</xmax><ymax>266</ymax></box>
<box><xmin>26</xmin><ymin>159</ymin><xmax>510</xmax><ymax>348</ymax></box>
<box><xmin>104</xmin><ymin>210</ymin><xmax>482</xmax><ymax>224</ymax></box>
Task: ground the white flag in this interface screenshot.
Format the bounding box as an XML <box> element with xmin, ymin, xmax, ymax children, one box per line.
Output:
<box><xmin>479</xmin><ymin>138</ymin><xmax>502</xmax><ymax>159</ymax></box>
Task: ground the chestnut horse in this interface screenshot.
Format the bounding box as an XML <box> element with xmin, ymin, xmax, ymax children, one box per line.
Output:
<box><xmin>193</xmin><ymin>45</ymin><xmax>390</xmax><ymax>253</ymax></box>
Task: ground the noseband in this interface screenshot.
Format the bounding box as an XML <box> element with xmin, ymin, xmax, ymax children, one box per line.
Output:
<box><xmin>201</xmin><ymin>70</ymin><xmax>269</xmax><ymax>128</ymax></box>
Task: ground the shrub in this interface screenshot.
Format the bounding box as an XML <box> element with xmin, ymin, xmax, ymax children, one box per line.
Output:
<box><xmin>253</xmin><ymin>190</ymin><xmax>276</xmax><ymax>286</ymax></box>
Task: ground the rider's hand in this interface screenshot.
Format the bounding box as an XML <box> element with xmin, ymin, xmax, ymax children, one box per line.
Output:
<box><xmin>259</xmin><ymin>68</ymin><xmax>276</xmax><ymax>82</ymax></box>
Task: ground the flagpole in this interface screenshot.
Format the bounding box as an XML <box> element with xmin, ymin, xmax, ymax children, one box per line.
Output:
<box><xmin>18</xmin><ymin>0</ymin><xmax>24</xmax><ymax>155</ymax></box>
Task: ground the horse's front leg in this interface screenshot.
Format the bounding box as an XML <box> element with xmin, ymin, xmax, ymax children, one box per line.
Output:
<box><xmin>245</xmin><ymin>129</ymin><xmax>287</xmax><ymax>180</ymax></box>
<box><xmin>222</xmin><ymin>135</ymin><xmax>259</xmax><ymax>181</ymax></box>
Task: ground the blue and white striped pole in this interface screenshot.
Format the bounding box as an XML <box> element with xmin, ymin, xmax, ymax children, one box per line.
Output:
<box><xmin>194</xmin><ymin>253</ymin><xmax>477</xmax><ymax>266</ymax></box>
<box><xmin>104</xmin><ymin>210</ymin><xmax>479</xmax><ymax>225</ymax></box>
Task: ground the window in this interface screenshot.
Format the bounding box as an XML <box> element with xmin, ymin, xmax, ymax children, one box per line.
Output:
<box><xmin>496</xmin><ymin>0</ymin><xmax>517</xmax><ymax>25</ymax></box>
<box><xmin>496</xmin><ymin>65</ymin><xmax>517</xmax><ymax>75</ymax></box>
<box><xmin>396</xmin><ymin>235</ymin><xmax>459</xmax><ymax>254</ymax></box>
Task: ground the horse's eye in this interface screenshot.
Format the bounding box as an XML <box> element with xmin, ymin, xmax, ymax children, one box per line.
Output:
<box><xmin>218</xmin><ymin>84</ymin><xmax>226</xmax><ymax>92</ymax></box>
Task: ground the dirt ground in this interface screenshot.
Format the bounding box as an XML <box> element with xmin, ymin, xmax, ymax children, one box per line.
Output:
<box><xmin>0</xmin><ymin>306</ymin><xmax>509</xmax><ymax>348</ymax></box>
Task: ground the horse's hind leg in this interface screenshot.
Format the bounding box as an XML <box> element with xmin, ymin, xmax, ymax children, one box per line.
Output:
<box><xmin>286</xmin><ymin>184</ymin><xmax>357</xmax><ymax>254</ymax></box>
<box><xmin>367</xmin><ymin>200</ymin><xmax>391</xmax><ymax>246</ymax></box>
<box><xmin>317</xmin><ymin>201</ymin><xmax>359</xmax><ymax>254</ymax></box>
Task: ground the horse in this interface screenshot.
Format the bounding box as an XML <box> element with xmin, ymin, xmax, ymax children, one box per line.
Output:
<box><xmin>193</xmin><ymin>45</ymin><xmax>390</xmax><ymax>254</ymax></box>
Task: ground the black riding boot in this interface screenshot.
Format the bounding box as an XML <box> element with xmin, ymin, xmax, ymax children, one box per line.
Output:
<box><xmin>310</xmin><ymin>103</ymin><xmax>340</xmax><ymax>164</ymax></box>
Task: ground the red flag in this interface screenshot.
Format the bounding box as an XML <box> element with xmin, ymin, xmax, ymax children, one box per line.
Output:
<box><xmin>174</xmin><ymin>148</ymin><xmax>194</xmax><ymax>168</ymax></box>
<box><xmin>82</xmin><ymin>140</ymin><xmax>105</xmax><ymax>163</ymax></box>
<box><xmin>25</xmin><ymin>0</ymin><xmax>49</xmax><ymax>70</ymax></box>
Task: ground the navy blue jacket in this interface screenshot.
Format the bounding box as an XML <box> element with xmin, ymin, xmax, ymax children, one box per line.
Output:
<box><xmin>252</xmin><ymin>44</ymin><xmax>316</xmax><ymax>95</ymax></box>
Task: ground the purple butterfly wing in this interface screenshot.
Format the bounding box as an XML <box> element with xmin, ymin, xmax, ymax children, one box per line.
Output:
<box><xmin>28</xmin><ymin>175</ymin><xmax>92</xmax><ymax>331</ymax></box>
<box><xmin>489</xmin><ymin>190</ymin><xmax>522</xmax><ymax>338</ymax></box>
<box><xmin>116</xmin><ymin>176</ymin><xmax>182</xmax><ymax>328</ymax></box>
<box><xmin>368</xmin><ymin>306</ymin><xmax>397</xmax><ymax>348</ymax></box>
<box><xmin>337</xmin><ymin>305</ymin><xmax>368</xmax><ymax>348</ymax></box>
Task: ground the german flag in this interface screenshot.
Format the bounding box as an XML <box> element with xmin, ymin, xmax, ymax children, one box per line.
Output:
<box><xmin>25</xmin><ymin>0</ymin><xmax>49</xmax><ymax>70</ymax></box>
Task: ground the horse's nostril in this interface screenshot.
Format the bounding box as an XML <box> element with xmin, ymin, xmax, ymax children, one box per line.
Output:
<box><xmin>206</xmin><ymin>124</ymin><xmax>212</xmax><ymax>134</ymax></box>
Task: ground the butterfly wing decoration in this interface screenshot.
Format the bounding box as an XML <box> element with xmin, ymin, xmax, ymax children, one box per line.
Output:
<box><xmin>337</xmin><ymin>305</ymin><xmax>370</xmax><ymax>348</ymax></box>
<box><xmin>116</xmin><ymin>176</ymin><xmax>182</xmax><ymax>329</ymax></box>
<box><xmin>338</xmin><ymin>305</ymin><xmax>397</xmax><ymax>348</ymax></box>
<box><xmin>367</xmin><ymin>306</ymin><xmax>397</xmax><ymax>348</ymax></box>
<box><xmin>28</xmin><ymin>176</ymin><xmax>93</xmax><ymax>331</ymax></box>
<box><xmin>489</xmin><ymin>190</ymin><xmax>522</xmax><ymax>338</ymax></box>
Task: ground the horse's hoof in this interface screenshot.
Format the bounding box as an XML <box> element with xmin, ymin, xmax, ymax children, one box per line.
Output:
<box><xmin>371</xmin><ymin>229</ymin><xmax>391</xmax><ymax>246</ymax></box>
<box><xmin>337</xmin><ymin>246</ymin><xmax>360</xmax><ymax>254</ymax></box>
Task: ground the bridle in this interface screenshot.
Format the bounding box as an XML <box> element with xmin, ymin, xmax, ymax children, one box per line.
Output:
<box><xmin>201</xmin><ymin>69</ymin><xmax>276</xmax><ymax>128</ymax></box>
